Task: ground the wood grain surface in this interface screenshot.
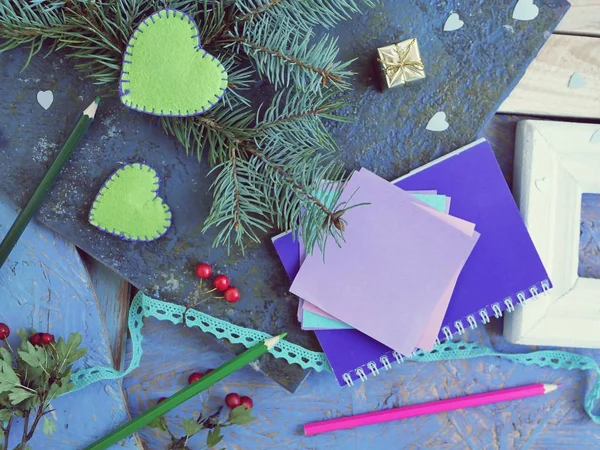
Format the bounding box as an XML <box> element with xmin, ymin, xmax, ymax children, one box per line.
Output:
<box><xmin>556</xmin><ymin>0</ymin><xmax>600</xmax><ymax>36</ymax></box>
<box><xmin>81</xmin><ymin>253</ymin><xmax>131</xmax><ymax>370</ymax></box>
<box><xmin>500</xmin><ymin>34</ymin><xmax>600</xmax><ymax>118</ymax></box>
<box><xmin>122</xmin><ymin>315</ymin><xmax>600</xmax><ymax>450</ymax></box>
<box><xmin>0</xmin><ymin>195</ymin><xmax>141</xmax><ymax>449</ymax></box>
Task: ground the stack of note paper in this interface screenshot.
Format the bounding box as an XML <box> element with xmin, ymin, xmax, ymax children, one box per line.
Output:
<box><xmin>272</xmin><ymin>139</ymin><xmax>552</xmax><ymax>386</ymax></box>
<box><xmin>290</xmin><ymin>168</ymin><xmax>481</xmax><ymax>355</ymax></box>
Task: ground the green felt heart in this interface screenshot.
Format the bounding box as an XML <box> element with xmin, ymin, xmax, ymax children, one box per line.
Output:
<box><xmin>119</xmin><ymin>8</ymin><xmax>228</xmax><ymax>117</ymax></box>
<box><xmin>89</xmin><ymin>164</ymin><xmax>172</xmax><ymax>242</ymax></box>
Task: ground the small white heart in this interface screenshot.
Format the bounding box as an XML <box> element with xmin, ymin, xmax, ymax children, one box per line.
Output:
<box><xmin>590</xmin><ymin>130</ymin><xmax>600</xmax><ymax>144</ymax></box>
<box><xmin>568</xmin><ymin>73</ymin><xmax>586</xmax><ymax>89</ymax></box>
<box><xmin>512</xmin><ymin>0</ymin><xmax>539</xmax><ymax>21</ymax></box>
<box><xmin>535</xmin><ymin>177</ymin><xmax>548</xmax><ymax>192</ymax></box>
<box><xmin>37</xmin><ymin>90</ymin><xmax>54</xmax><ymax>110</ymax></box>
<box><xmin>444</xmin><ymin>13</ymin><xmax>464</xmax><ymax>32</ymax></box>
<box><xmin>426</xmin><ymin>112</ymin><xmax>449</xmax><ymax>132</ymax></box>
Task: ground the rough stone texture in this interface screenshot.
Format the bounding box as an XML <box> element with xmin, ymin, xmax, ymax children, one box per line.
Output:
<box><xmin>0</xmin><ymin>0</ymin><xmax>568</xmax><ymax>391</ymax></box>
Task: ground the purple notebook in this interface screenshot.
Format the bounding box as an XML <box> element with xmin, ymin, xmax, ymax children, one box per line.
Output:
<box><xmin>272</xmin><ymin>139</ymin><xmax>551</xmax><ymax>386</ymax></box>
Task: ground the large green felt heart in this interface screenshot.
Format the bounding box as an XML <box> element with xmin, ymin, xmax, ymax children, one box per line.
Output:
<box><xmin>89</xmin><ymin>164</ymin><xmax>172</xmax><ymax>242</ymax></box>
<box><xmin>119</xmin><ymin>8</ymin><xmax>228</xmax><ymax>117</ymax></box>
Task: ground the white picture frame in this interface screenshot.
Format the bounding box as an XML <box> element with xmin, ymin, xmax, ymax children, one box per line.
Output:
<box><xmin>504</xmin><ymin>120</ymin><xmax>600</xmax><ymax>348</ymax></box>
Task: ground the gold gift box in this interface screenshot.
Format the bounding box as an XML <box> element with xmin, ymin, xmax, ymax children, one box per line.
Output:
<box><xmin>377</xmin><ymin>38</ymin><xmax>426</xmax><ymax>89</ymax></box>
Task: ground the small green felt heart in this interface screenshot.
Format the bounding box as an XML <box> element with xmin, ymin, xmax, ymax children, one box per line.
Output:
<box><xmin>119</xmin><ymin>8</ymin><xmax>228</xmax><ymax>117</ymax></box>
<box><xmin>89</xmin><ymin>164</ymin><xmax>172</xmax><ymax>242</ymax></box>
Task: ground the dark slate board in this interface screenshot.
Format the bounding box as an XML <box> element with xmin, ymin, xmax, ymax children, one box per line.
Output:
<box><xmin>0</xmin><ymin>0</ymin><xmax>568</xmax><ymax>391</ymax></box>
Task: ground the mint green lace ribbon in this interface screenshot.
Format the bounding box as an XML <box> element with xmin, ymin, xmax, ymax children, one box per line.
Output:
<box><xmin>70</xmin><ymin>292</ymin><xmax>600</xmax><ymax>423</ymax></box>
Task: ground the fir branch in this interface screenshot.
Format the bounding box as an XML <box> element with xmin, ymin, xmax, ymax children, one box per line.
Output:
<box><xmin>242</xmin><ymin>144</ymin><xmax>349</xmax><ymax>252</ymax></box>
<box><xmin>0</xmin><ymin>0</ymin><xmax>373</xmax><ymax>253</ymax></box>
<box><xmin>232</xmin><ymin>0</ymin><xmax>375</xmax><ymax>31</ymax></box>
<box><xmin>161</xmin><ymin>100</ymin><xmax>256</xmax><ymax>167</ymax></box>
<box><xmin>227</xmin><ymin>19</ymin><xmax>354</xmax><ymax>93</ymax></box>
<box><xmin>256</xmin><ymin>89</ymin><xmax>351</xmax><ymax>153</ymax></box>
<box><xmin>203</xmin><ymin>144</ymin><xmax>273</xmax><ymax>251</ymax></box>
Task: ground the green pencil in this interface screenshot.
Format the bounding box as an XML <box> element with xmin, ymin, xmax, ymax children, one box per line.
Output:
<box><xmin>0</xmin><ymin>97</ymin><xmax>100</xmax><ymax>268</ymax></box>
<box><xmin>85</xmin><ymin>333</ymin><xmax>287</xmax><ymax>450</ymax></box>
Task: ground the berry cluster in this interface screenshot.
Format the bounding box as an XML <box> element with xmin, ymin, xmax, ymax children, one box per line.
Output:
<box><xmin>224</xmin><ymin>393</ymin><xmax>253</xmax><ymax>410</ymax></box>
<box><xmin>157</xmin><ymin>370</ymin><xmax>254</xmax><ymax>411</ymax></box>
<box><xmin>29</xmin><ymin>332</ymin><xmax>54</xmax><ymax>346</ymax></box>
<box><xmin>194</xmin><ymin>262</ymin><xmax>240</xmax><ymax>303</ymax></box>
<box><xmin>0</xmin><ymin>323</ymin><xmax>54</xmax><ymax>347</ymax></box>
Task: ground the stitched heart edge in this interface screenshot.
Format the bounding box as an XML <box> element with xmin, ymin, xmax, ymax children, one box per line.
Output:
<box><xmin>89</xmin><ymin>163</ymin><xmax>172</xmax><ymax>242</ymax></box>
<box><xmin>119</xmin><ymin>8</ymin><xmax>228</xmax><ymax>117</ymax></box>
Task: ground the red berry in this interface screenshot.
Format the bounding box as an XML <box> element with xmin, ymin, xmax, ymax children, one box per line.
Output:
<box><xmin>195</xmin><ymin>263</ymin><xmax>212</xmax><ymax>279</ymax></box>
<box><xmin>41</xmin><ymin>333</ymin><xmax>54</xmax><ymax>345</ymax></box>
<box><xmin>213</xmin><ymin>275</ymin><xmax>230</xmax><ymax>291</ymax></box>
<box><xmin>224</xmin><ymin>286</ymin><xmax>240</xmax><ymax>303</ymax></box>
<box><xmin>240</xmin><ymin>396</ymin><xmax>253</xmax><ymax>410</ymax></box>
<box><xmin>0</xmin><ymin>323</ymin><xmax>9</xmax><ymax>340</ymax></box>
<box><xmin>157</xmin><ymin>397</ymin><xmax>167</xmax><ymax>404</ymax></box>
<box><xmin>204</xmin><ymin>369</ymin><xmax>214</xmax><ymax>376</ymax></box>
<box><xmin>29</xmin><ymin>333</ymin><xmax>42</xmax><ymax>346</ymax></box>
<box><xmin>225</xmin><ymin>393</ymin><xmax>241</xmax><ymax>409</ymax></box>
<box><xmin>188</xmin><ymin>372</ymin><xmax>203</xmax><ymax>384</ymax></box>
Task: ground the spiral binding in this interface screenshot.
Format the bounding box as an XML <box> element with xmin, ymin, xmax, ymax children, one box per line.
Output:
<box><xmin>341</xmin><ymin>280</ymin><xmax>551</xmax><ymax>386</ymax></box>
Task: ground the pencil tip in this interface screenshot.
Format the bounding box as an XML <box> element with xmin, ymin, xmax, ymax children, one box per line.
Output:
<box><xmin>84</xmin><ymin>98</ymin><xmax>100</xmax><ymax>119</ymax></box>
<box><xmin>543</xmin><ymin>383</ymin><xmax>560</xmax><ymax>394</ymax></box>
<box><xmin>264</xmin><ymin>333</ymin><xmax>286</xmax><ymax>350</ymax></box>
<box><xmin>279</xmin><ymin>332</ymin><xmax>288</xmax><ymax>340</ymax></box>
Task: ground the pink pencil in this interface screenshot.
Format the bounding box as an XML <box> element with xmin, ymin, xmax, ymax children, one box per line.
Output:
<box><xmin>304</xmin><ymin>383</ymin><xmax>558</xmax><ymax>436</ymax></box>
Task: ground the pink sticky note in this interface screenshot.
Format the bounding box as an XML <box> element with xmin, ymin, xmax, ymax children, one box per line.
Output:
<box><xmin>290</xmin><ymin>171</ymin><xmax>479</xmax><ymax>354</ymax></box>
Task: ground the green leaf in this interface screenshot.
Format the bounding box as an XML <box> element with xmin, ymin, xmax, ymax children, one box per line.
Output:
<box><xmin>228</xmin><ymin>406</ymin><xmax>255</xmax><ymax>425</ymax></box>
<box><xmin>18</xmin><ymin>342</ymin><xmax>47</xmax><ymax>371</ymax></box>
<box><xmin>56</xmin><ymin>333</ymin><xmax>85</xmax><ymax>368</ymax></box>
<box><xmin>181</xmin><ymin>417</ymin><xmax>203</xmax><ymax>437</ymax></box>
<box><xmin>0</xmin><ymin>408</ymin><xmax>12</xmax><ymax>422</ymax></box>
<box><xmin>147</xmin><ymin>415</ymin><xmax>169</xmax><ymax>433</ymax></box>
<box><xmin>42</xmin><ymin>417</ymin><xmax>56</xmax><ymax>435</ymax></box>
<box><xmin>17</xmin><ymin>343</ymin><xmax>47</xmax><ymax>387</ymax></box>
<box><xmin>206</xmin><ymin>425</ymin><xmax>223</xmax><ymax>448</ymax></box>
<box><xmin>8</xmin><ymin>387</ymin><xmax>35</xmax><ymax>405</ymax></box>
<box><xmin>0</xmin><ymin>348</ymin><xmax>12</xmax><ymax>366</ymax></box>
<box><xmin>0</xmin><ymin>361</ymin><xmax>20</xmax><ymax>393</ymax></box>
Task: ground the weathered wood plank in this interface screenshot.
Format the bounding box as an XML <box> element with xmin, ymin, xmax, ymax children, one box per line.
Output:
<box><xmin>556</xmin><ymin>0</ymin><xmax>600</xmax><ymax>36</ymax></box>
<box><xmin>81</xmin><ymin>252</ymin><xmax>131</xmax><ymax>370</ymax></box>
<box><xmin>0</xmin><ymin>196</ymin><xmax>142</xmax><ymax>449</ymax></box>
<box><xmin>123</xmin><ymin>317</ymin><xmax>600</xmax><ymax>449</ymax></box>
<box><xmin>500</xmin><ymin>35</ymin><xmax>600</xmax><ymax>118</ymax></box>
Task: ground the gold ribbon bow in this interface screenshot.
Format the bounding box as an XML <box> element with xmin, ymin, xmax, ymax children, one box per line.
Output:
<box><xmin>379</xmin><ymin>39</ymin><xmax>424</xmax><ymax>86</ymax></box>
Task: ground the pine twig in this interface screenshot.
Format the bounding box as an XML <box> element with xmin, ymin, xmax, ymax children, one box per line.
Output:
<box><xmin>242</xmin><ymin>145</ymin><xmax>342</xmax><ymax>228</ymax></box>
<box><xmin>231</xmin><ymin>36</ymin><xmax>341</xmax><ymax>85</ymax></box>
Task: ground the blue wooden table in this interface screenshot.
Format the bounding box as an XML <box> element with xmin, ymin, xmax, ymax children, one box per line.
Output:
<box><xmin>1</xmin><ymin>187</ymin><xmax>597</xmax><ymax>449</ymax></box>
<box><xmin>1</xmin><ymin>1</ymin><xmax>600</xmax><ymax>448</ymax></box>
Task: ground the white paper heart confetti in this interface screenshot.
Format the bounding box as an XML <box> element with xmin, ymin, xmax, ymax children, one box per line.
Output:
<box><xmin>37</xmin><ymin>90</ymin><xmax>54</xmax><ymax>110</ymax></box>
<box><xmin>444</xmin><ymin>13</ymin><xmax>464</xmax><ymax>32</ymax></box>
<box><xmin>512</xmin><ymin>0</ymin><xmax>539</xmax><ymax>21</ymax></box>
<box><xmin>568</xmin><ymin>73</ymin><xmax>586</xmax><ymax>89</ymax></box>
<box><xmin>590</xmin><ymin>130</ymin><xmax>600</xmax><ymax>144</ymax></box>
<box><xmin>426</xmin><ymin>112</ymin><xmax>449</xmax><ymax>132</ymax></box>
